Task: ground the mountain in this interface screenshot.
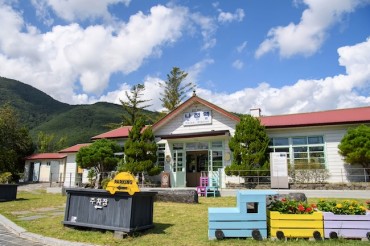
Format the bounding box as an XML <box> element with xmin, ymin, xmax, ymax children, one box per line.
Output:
<box><xmin>0</xmin><ymin>77</ymin><xmax>160</xmax><ymax>147</ymax></box>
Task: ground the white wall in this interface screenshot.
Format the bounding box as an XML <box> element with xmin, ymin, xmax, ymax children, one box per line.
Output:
<box><xmin>267</xmin><ymin>124</ymin><xmax>367</xmax><ymax>183</ymax></box>
<box><xmin>64</xmin><ymin>153</ymin><xmax>77</xmax><ymax>187</ymax></box>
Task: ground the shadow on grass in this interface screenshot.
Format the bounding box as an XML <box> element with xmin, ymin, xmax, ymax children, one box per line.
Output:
<box><xmin>146</xmin><ymin>222</ymin><xmax>173</xmax><ymax>234</ymax></box>
<box><xmin>63</xmin><ymin>222</ymin><xmax>173</xmax><ymax>237</ymax></box>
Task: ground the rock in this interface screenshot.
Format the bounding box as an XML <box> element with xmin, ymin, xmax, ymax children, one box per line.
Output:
<box><xmin>143</xmin><ymin>189</ymin><xmax>198</xmax><ymax>203</ymax></box>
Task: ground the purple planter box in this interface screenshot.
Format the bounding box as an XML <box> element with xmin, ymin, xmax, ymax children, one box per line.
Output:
<box><xmin>323</xmin><ymin>212</ymin><xmax>370</xmax><ymax>240</ymax></box>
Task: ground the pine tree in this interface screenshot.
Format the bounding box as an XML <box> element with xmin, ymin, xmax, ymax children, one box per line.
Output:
<box><xmin>159</xmin><ymin>67</ymin><xmax>194</xmax><ymax>112</ymax></box>
<box><xmin>226</xmin><ymin>115</ymin><xmax>270</xmax><ymax>178</ymax></box>
<box><xmin>119</xmin><ymin>118</ymin><xmax>160</xmax><ymax>179</ymax></box>
<box><xmin>117</xmin><ymin>84</ymin><xmax>151</xmax><ymax>127</ymax></box>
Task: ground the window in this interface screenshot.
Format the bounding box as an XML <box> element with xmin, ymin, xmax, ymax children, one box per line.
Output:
<box><xmin>211</xmin><ymin>141</ymin><xmax>223</xmax><ymax>148</ymax></box>
<box><xmin>173</xmin><ymin>143</ymin><xmax>184</xmax><ymax>150</ymax></box>
<box><xmin>157</xmin><ymin>144</ymin><xmax>165</xmax><ymax>171</ymax></box>
<box><xmin>173</xmin><ymin>152</ymin><xmax>184</xmax><ymax>172</ymax></box>
<box><xmin>269</xmin><ymin>136</ymin><xmax>325</xmax><ymax>166</ymax></box>
<box><xmin>211</xmin><ymin>151</ymin><xmax>223</xmax><ymax>171</ymax></box>
<box><xmin>247</xmin><ymin>202</ymin><xmax>259</xmax><ymax>213</ymax></box>
<box><xmin>46</xmin><ymin>162</ymin><xmax>51</xmax><ymax>166</ymax></box>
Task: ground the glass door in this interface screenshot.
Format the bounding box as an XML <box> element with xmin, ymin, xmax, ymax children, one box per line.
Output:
<box><xmin>174</xmin><ymin>150</ymin><xmax>186</xmax><ymax>187</ymax></box>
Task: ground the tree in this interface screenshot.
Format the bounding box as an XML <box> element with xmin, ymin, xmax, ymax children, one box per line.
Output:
<box><xmin>0</xmin><ymin>104</ymin><xmax>34</xmax><ymax>178</ymax></box>
<box><xmin>226</xmin><ymin>115</ymin><xmax>270</xmax><ymax>178</ymax></box>
<box><xmin>338</xmin><ymin>124</ymin><xmax>370</xmax><ymax>169</ymax></box>
<box><xmin>159</xmin><ymin>67</ymin><xmax>194</xmax><ymax>112</ymax></box>
<box><xmin>76</xmin><ymin>139</ymin><xmax>121</xmax><ymax>188</ymax></box>
<box><xmin>119</xmin><ymin>84</ymin><xmax>151</xmax><ymax>126</ymax></box>
<box><xmin>36</xmin><ymin>131</ymin><xmax>67</xmax><ymax>153</ymax></box>
<box><xmin>119</xmin><ymin>117</ymin><xmax>160</xmax><ymax>180</ymax></box>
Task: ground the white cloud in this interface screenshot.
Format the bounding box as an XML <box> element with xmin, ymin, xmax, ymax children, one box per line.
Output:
<box><xmin>190</xmin><ymin>12</ymin><xmax>217</xmax><ymax>50</ymax></box>
<box><xmin>255</xmin><ymin>0</ymin><xmax>363</xmax><ymax>58</ymax></box>
<box><xmin>236</xmin><ymin>41</ymin><xmax>247</xmax><ymax>53</ymax></box>
<box><xmin>232</xmin><ymin>59</ymin><xmax>244</xmax><ymax>69</ymax></box>
<box><xmin>199</xmin><ymin>37</ymin><xmax>370</xmax><ymax>115</ymax></box>
<box><xmin>0</xmin><ymin>3</ymin><xmax>188</xmax><ymax>103</ymax></box>
<box><xmin>186</xmin><ymin>59</ymin><xmax>215</xmax><ymax>85</ymax></box>
<box><xmin>32</xmin><ymin>0</ymin><xmax>130</xmax><ymax>23</ymax></box>
<box><xmin>218</xmin><ymin>8</ymin><xmax>244</xmax><ymax>23</ymax></box>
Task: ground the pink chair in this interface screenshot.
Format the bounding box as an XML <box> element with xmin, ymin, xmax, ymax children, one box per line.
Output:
<box><xmin>196</xmin><ymin>177</ymin><xmax>208</xmax><ymax>197</ymax></box>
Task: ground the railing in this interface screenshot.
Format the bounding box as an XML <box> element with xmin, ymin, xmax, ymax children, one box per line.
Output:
<box><xmin>223</xmin><ymin>168</ymin><xmax>370</xmax><ymax>186</ymax></box>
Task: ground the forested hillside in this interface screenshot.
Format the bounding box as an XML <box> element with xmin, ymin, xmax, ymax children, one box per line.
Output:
<box><xmin>0</xmin><ymin>77</ymin><xmax>160</xmax><ymax>147</ymax></box>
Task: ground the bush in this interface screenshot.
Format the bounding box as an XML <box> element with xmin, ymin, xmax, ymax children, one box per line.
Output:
<box><xmin>0</xmin><ymin>172</ymin><xmax>12</xmax><ymax>183</ymax></box>
<box><xmin>101</xmin><ymin>177</ymin><xmax>111</xmax><ymax>189</ymax></box>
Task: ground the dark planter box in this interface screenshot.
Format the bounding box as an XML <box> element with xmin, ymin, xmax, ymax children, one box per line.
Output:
<box><xmin>62</xmin><ymin>188</ymin><xmax>157</xmax><ymax>233</ymax></box>
<box><xmin>0</xmin><ymin>184</ymin><xmax>18</xmax><ymax>202</ymax></box>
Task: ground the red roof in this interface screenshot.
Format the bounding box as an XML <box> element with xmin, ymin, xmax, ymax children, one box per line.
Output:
<box><xmin>152</xmin><ymin>95</ymin><xmax>239</xmax><ymax>131</ymax></box>
<box><xmin>91</xmin><ymin>126</ymin><xmax>132</xmax><ymax>140</ymax></box>
<box><xmin>25</xmin><ymin>153</ymin><xmax>66</xmax><ymax>160</ymax></box>
<box><xmin>261</xmin><ymin>106</ymin><xmax>370</xmax><ymax>128</ymax></box>
<box><xmin>59</xmin><ymin>143</ymin><xmax>91</xmax><ymax>153</ymax></box>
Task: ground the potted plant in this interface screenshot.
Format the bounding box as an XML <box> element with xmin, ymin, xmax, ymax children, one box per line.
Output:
<box><xmin>0</xmin><ymin>172</ymin><xmax>18</xmax><ymax>202</ymax></box>
<box><xmin>317</xmin><ymin>199</ymin><xmax>370</xmax><ymax>240</ymax></box>
<box><xmin>267</xmin><ymin>196</ymin><xmax>323</xmax><ymax>240</ymax></box>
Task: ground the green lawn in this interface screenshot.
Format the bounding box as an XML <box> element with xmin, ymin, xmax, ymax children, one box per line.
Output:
<box><xmin>0</xmin><ymin>191</ymin><xmax>368</xmax><ymax>246</ymax></box>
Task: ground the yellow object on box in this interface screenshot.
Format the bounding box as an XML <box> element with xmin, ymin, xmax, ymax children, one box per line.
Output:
<box><xmin>105</xmin><ymin>172</ymin><xmax>140</xmax><ymax>195</ymax></box>
<box><xmin>268</xmin><ymin>211</ymin><xmax>324</xmax><ymax>238</ymax></box>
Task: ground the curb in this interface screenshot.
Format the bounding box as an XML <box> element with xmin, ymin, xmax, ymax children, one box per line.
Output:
<box><xmin>0</xmin><ymin>214</ymin><xmax>94</xmax><ymax>246</ymax></box>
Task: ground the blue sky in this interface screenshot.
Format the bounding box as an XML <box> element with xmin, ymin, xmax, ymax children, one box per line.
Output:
<box><xmin>0</xmin><ymin>0</ymin><xmax>369</xmax><ymax>115</ymax></box>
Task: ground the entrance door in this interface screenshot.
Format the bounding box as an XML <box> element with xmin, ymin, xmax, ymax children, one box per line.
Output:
<box><xmin>50</xmin><ymin>161</ymin><xmax>59</xmax><ymax>182</ymax></box>
<box><xmin>186</xmin><ymin>151</ymin><xmax>208</xmax><ymax>187</ymax></box>
<box><xmin>174</xmin><ymin>151</ymin><xmax>185</xmax><ymax>187</ymax></box>
<box><xmin>33</xmin><ymin>162</ymin><xmax>40</xmax><ymax>182</ymax></box>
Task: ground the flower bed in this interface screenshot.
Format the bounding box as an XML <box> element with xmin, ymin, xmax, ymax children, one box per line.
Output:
<box><xmin>267</xmin><ymin>197</ymin><xmax>323</xmax><ymax>240</ymax></box>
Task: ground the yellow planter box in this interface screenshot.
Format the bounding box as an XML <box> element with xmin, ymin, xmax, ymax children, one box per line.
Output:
<box><xmin>268</xmin><ymin>211</ymin><xmax>323</xmax><ymax>239</ymax></box>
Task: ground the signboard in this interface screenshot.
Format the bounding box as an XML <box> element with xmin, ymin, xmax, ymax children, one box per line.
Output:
<box><xmin>183</xmin><ymin>110</ymin><xmax>212</xmax><ymax>126</ymax></box>
<box><xmin>270</xmin><ymin>152</ymin><xmax>289</xmax><ymax>189</ymax></box>
<box><xmin>106</xmin><ymin>172</ymin><xmax>140</xmax><ymax>195</ymax></box>
<box><xmin>161</xmin><ymin>172</ymin><xmax>170</xmax><ymax>188</ymax></box>
<box><xmin>271</xmin><ymin>152</ymin><xmax>288</xmax><ymax>177</ymax></box>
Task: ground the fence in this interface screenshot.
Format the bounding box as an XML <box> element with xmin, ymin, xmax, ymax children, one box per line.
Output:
<box><xmin>223</xmin><ymin>168</ymin><xmax>370</xmax><ymax>187</ymax></box>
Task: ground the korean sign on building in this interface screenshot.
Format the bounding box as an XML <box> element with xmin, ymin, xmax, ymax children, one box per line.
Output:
<box><xmin>183</xmin><ymin>110</ymin><xmax>212</xmax><ymax>126</ymax></box>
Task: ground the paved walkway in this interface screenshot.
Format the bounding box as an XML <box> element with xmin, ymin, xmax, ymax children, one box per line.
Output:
<box><xmin>0</xmin><ymin>221</ymin><xmax>45</xmax><ymax>246</ymax></box>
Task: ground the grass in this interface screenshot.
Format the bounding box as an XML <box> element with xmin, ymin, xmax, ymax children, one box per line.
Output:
<box><xmin>0</xmin><ymin>191</ymin><xmax>369</xmax><ymax>246</ymax></box>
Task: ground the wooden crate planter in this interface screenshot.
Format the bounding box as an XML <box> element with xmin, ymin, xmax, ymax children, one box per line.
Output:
<box><xmin>209</xmin><ymin>190</ymin><xmax>277</xmax><ymax>240</ymax></box>
<box><xmin>323</xmin><ymin>212</ymin><xmax>370</xmax><ymax>240</ymax></box>
<box><xmin>63</xmin><ymin>188</ymin><xmax>157</xmax><ymax>233</ymax></box>
<box><xmin>268</xmin><ymin>211</ymin><xmax>323</xmax><ymax>240</ymax></box>
<box><xmin>0</xmin><ymin>184</ymin><xmax>18</xmax><ymax>202</ymax></box>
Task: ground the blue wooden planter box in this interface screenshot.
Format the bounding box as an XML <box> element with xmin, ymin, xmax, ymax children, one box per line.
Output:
<box><xmin>0</xmin><ymin>184</ymin><xmax>18</xmax><ymax>202</ymax></box>
<box><xmin>63</xmin><ymin>188</ymin><xmax>157</xmax><ymax>233</ymax></box>
<box><xmin>208</xmin><ymin>190</ymin><xmax>277</xmax><ymax>240</ymax></box>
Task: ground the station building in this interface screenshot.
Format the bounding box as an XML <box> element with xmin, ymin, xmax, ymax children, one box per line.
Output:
<box><xmin>27</xmin><ymin>94</ymin><xmax>370</xmax><ymax>188</ymax></box>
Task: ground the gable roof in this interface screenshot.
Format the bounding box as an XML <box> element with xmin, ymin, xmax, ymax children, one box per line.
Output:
<box><xmin>260</xmin><ymin>106</ymin><xmax>370</xmax><ymax>128</ymax></box>
<box><xmin>91</xmin><ymin>126</ymin><xmax>132</xmax><ymax>140</ymax></box>
<box><xmin>152</xmin><ymin>95</ymin><xmax>240</xmax><ymax>132</ymax></box>
<box><xmin>25</xmin><ymin>153</ymin><xmax>66</xmax><ymax>160</ymax></box>
<box><xmin>59</xmin><ymin>143</ymin><xmax>91</xmax><ymax>153</ymax></box>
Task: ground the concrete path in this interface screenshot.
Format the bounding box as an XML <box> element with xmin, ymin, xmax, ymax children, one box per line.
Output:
<box><xmin>0</xmin><ymin>220</ymin><xmax>45</xmax><ymax>246</ymax></box>
<box><xmin>0</xmin><ymin>214</ymin><xmax>93</xmax><ymax>246</ymax></box>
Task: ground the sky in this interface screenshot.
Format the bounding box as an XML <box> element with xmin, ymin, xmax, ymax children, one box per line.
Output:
<box><xmin>0</xmin><ymin>0</ymin><xmax>369</xmax><ymax>116</ymax></box>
